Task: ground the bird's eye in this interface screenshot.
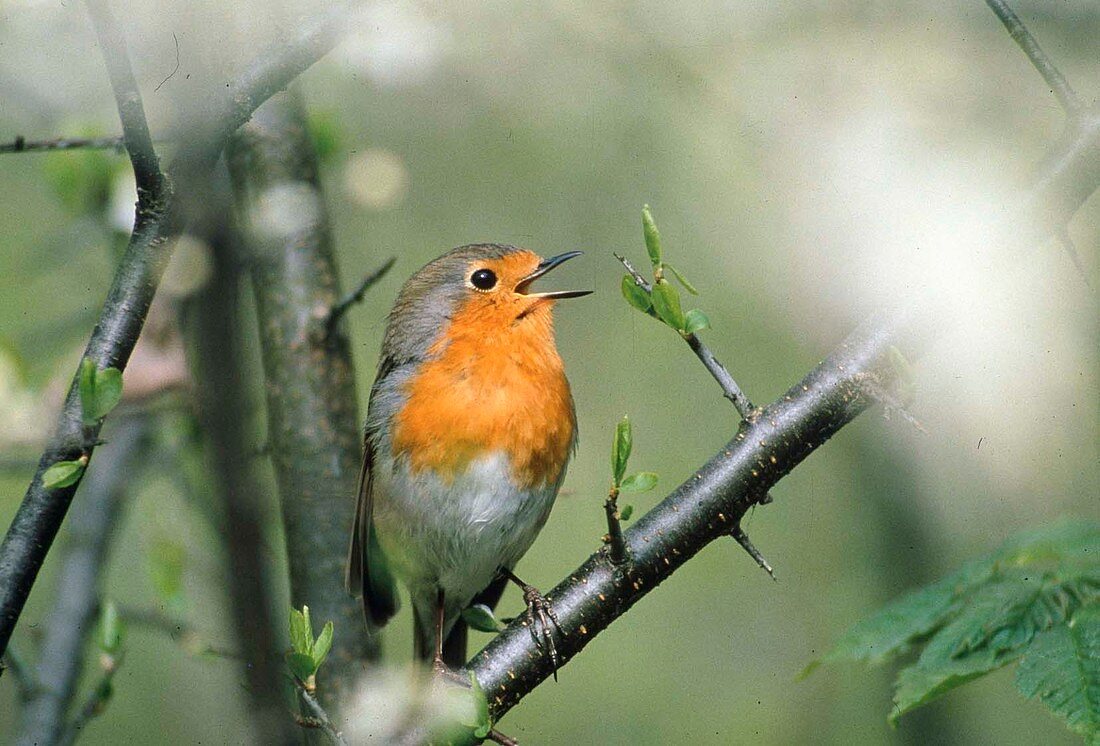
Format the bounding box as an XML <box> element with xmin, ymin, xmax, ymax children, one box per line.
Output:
<box><xmin>470</xmin><ymin>268</ymin><xmax>497</xmax><ymax>291</ymax></box>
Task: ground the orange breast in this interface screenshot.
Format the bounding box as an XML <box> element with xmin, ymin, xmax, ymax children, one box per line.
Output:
<box><xmin>392</xmin><ymin>299</ymin><xmax>575</xmax><ymax>489</ymax></box>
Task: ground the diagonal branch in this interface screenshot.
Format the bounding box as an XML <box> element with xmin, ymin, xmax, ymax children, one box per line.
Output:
<box><xmin>467</xmin><ymin>309</ymin><xmax>912</xmax><ymax>718</ymax></box>
<box><xmin>466</xmin><ymin>6</ymin><xmax>1100</xmax><ymax>720</ymax></box>
<box><xmin>17</xmin><ymin>415</ymin><xmax>150</xmax><ymax>746</ymax></box>
<box><xmin>616</xmin><ymin>253</ymin><xmax>756</xmax><ymax>417</ymax></box>
<box><xmin>85</xmin><ymin>0</ymin><xmax>166</xmax><ymax>203</ymax></box>
<box><xmin>0</xmin><ymin>3</ymin><xmax>349</xmax><ymax>662</ymax></box>
<box><xmin>984</xmin><ymin>0</ymin><xmax>1081</xmax><ymax>115</ymax></box>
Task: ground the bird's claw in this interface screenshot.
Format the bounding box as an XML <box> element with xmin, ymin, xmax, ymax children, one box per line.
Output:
<box><xmin>521</xmin><ymin>584</ymin><xmax>563</xmax><ymax>679</ymax></box>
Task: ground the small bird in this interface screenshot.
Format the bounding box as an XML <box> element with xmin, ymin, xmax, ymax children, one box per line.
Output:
<box><xmin>346</xmin><ymin>244</ymin><xmax>590</xmax><ymax>671</ymax></box>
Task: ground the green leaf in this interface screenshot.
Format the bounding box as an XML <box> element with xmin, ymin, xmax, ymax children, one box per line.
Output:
<box><xmin>621</xmin><ymin>275</ymin><xmax>654</xmax><ymax>315</ymax></box>
<box><xmin>42</xmin><ymin>459</ymin><xmax>86</xmax><ymax>489</ymax></box>
<box><xmin>79</xmin><ymin>358</ymin><xmax>97</xmax><ymax>425</ymax></box>
<box><xmin>312</xmin><ymin>621</ymin><xmax>334</xmax><ymax>671</ymax></box>
<box><xmin>98</xmin><ymin>600</ymin><xmax>123</xmax><ymax>654</ymax></box>
<box><xmin>611</xmin><ymin>416</ymin><xmax>632</xmax><ymax>486</ymax></box>
<box><xmin>468</xmin><ymin>672</ymin><xmax>492</xmax><ymax>739</ymax></box>
<box><xmin>462</xmin><ymin>603</ymin><xmax>505</xmax><ymax>633</ymax></box>
<box><xmin>683</xmin><ymin>309</ymin><xmax>710</xmax><ymax>334</ymax></box>
<box><xmin>289</xmin><ymin>607</ymin><xmax>311</xmax><ymax>655</ymax></box>
<box><xmin>816</xmin><ymin>559</ymin><xmax>994</xmax><ymax>669</ymax></box>
<box><xmin>618</xmin><ymin>504</ymin><xmax>634</xmax><ymax>521</ymax></box>
<box><xmin>1014</xmin><ymin>604</ymin><xmax>1100</xmax><ymax>742</ymax></box>
<box><xmin>286</xmin><ymin>651</ymin><xmax>316</xmax><ymax>681</ymax></box>
<box><xmin>641</xmin><ymin>205</ymin><xmax>662</xmax><ymax>267</ymax></box>
<box><xmin>78</xmin><ymin>359</ymin><xmax>124</xmax><ymax>425</ymax></box>
<box><xmin>307</xmin><ymin>109</ymin><xmax>343</xmax><ymax>163</ymax></box>
<box><xmin>620</xmin><ymin>472</ymin><xmax>659</xmax><ymax>493</ymax></box>
<box><xmin>148</xmin><ymin>537</ymin><xmax>186</xmax><ymax>611</ymax></box>
<box><xmin>92</xmin><ymin>367</ymin><xmax>123</xmax><ymax>419</ymax></box>
<box><xmin>890</xmin><ymin>572</ymin><xmax>1097</xmax><ymax>723</ymax></box>
<box><xmin>664</xmin><ymin>263</ymin><xmax>699</xmax><ymax>295</ymax></box>
<box><xmin>651</xmin><ymin>279</ymin><xmax>686</xmax><ymax>332</ymax></box>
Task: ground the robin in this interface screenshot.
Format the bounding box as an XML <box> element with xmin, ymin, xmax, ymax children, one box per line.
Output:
<box><xmin>346</xmin><ymin>244</ymin><xmax>590</xmax><ymax>672</ymax></box>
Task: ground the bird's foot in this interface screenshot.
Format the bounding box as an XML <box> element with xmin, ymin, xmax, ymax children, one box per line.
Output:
<box><xmin>520</xmin><ymin>584</ymin><xmax>563</xmax><ymax>679</ymax></box>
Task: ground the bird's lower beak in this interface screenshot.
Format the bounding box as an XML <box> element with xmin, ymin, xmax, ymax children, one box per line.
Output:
<box><xmin>515</xmin><ymin>251</ymin><xmax>593</xmax><ymax>299</ymax></box>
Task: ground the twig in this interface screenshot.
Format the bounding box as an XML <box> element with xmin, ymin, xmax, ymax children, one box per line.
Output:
<box><xmin>119</xmin><ymin>605</ymin><xmax>241</xmax><ymax>659</ymax></box>
<box><xmin>0</xmin><ymin>4</ymin><xmax>349</xmax><ymax>662</ymax></box>
<box><xmin>2</xmin><ymin>644</ymin><xmax>36</xmax><ymax>702</ymax></box>
<box><xmin>226</xmin><ymin>92</ymin><xmax>382</xmax><ymax>703</ymax></box>
<box><xmin>1056</xmin><ymin>227</ymin><xmax>1092</xmax><ymax>289</ymax></box>
<box><xmin>295</xmin><ymin>680</ymin><xmax>349</xmax><ymax>746</ymax></box>
<box><xmin>615</xmin><ymin>253</ymin><xmax>756</xmax><ymax>417</ymax></box>
<box><xmin>0</xmin><ymin>135</ymin><xmax>127</xmax><ymax>154</ymax></box>
<box><xmin>86</xmin><ymin>0</ymin><xmax>167</xmax><ymax>203</ymax></box>
<box><xmin>603</xmin><ymin>486</ymin><xmax>630</xmax><ymax>566</ymax></box>
<box><xmin>984</xmin><ymin>0</ymin><xmax>1081</xmax><ymax>115</ymax></box>
<box><xmin>56</xmin><ymin>652</ymin><xmax>122</xmax><ymax>746</ymax></box>
<box><xmin>324</xmin><ymin>256</ymin><xmax>397</xmax><ymax>337</ymax></box>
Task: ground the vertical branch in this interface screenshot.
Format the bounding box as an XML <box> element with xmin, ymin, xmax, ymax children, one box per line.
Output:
<box><xmin>189</xmin><ymin>205</ymin><xmax>298</xmax><ymax>745</ymax></box>
<box><xmin>225</xmin><ymin>91</ymin><xmax>383</xmax><ymax>703</ymax></box>
<box><xmin>17</xmin><ymin>415</ymin><xmax>150</xmax><ymax>745</ymax></box>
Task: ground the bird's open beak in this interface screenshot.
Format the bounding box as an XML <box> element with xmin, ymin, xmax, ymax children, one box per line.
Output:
<box><xmin>515</xmin><ymin>251</ymin><xmax>593</xmax><ymax>299</ymax></box>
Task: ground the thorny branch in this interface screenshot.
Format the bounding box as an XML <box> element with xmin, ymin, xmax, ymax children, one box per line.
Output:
<box><xmin>463</xmin><ymin>2</ymin><xmax>1100</xmax><ymax>723</ymax></box>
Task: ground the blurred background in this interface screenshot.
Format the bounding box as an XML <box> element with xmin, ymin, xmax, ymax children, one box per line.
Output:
<box><xmin>0</xmin><ymin>0</ymin><xmax>1097</xmax><ymax>743</ymax></box>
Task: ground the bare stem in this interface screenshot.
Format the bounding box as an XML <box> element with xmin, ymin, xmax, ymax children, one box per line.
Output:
<box><xmin>615</xmin><ymin>252</ymin><xmax>756</xmax><ymax>417</ymax></box>
<box><xmin>296</xmin><ymin>680</ymin><xmax>349</xmax><ymax>746</ymax></box>
<box><xmin>325</xmin><ymin>256</ymin><xmax>397</xmax><ymax>337</ymax></box>
<box><xmin>603</xmin><ymin>486</ymin><xmax>630</xmax><ymax>565</ymax></box>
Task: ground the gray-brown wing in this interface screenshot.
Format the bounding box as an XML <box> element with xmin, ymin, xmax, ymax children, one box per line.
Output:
<box><xmin>345</xmin><ymin>365</ymin><xmax>399</xmax><ymax>628</ymax></box>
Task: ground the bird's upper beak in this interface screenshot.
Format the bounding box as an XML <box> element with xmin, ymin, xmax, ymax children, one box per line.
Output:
<box><xmin>514</xmin><ymin>251</ymin><xmax>593</xmax><ymax>299</ymax></box>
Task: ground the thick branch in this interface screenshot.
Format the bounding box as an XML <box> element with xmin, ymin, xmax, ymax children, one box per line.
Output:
<box><xmin>189</xmin><ymin>210</ymin><xmax>298</xmax><ymax>745</ymax></box>
<box><xmin>467</xmin><ymin>310</ymin><xmax>910</xmax><ymax>718</ymax></box>
<box><xmin>17</xmin><ymin>415</ymin><xmax>150</xmax><ymax>746</ymax></box>
<box><xmin>225</xmin><ymin>91</ymin><xmax>380</xmax><ymax>702</ymax></box>
<box><xmin>0</xmin><ymin>5</ymin><xmax>348</xmax><ymax>661</ymax></box>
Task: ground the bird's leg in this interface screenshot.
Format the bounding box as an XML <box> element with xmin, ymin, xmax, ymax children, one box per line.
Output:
<box><xmin>432</xmin><ymin>587</ymin><xmax>448</xmax><ymax>676</ymax></box>
<box><xmin>499</xmin><ymin>567</ymin><xmax>563</xmax><ymax>679</ymax></box>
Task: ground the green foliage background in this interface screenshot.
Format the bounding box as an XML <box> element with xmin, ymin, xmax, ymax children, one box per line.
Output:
<box><xmin>0</xmin><ymin>1</ymin><xmax>1097</xmax><ymax>743</ymax></box>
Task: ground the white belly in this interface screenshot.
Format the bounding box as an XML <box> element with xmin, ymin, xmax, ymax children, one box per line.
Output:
<box><xmin>372</xmin><ymin>449</ymin><xmax>559</xmax><ymax>632</ymax></box>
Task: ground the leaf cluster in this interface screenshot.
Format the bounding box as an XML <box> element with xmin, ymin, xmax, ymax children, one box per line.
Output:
<box><xmin>620</xmin><ymin>205</ymin><xmax>710</xmax><ymax>336</ymax></box>
<box><xmin>286</xmin><ymin>605</ymin><xmax>334</xmax><ymax>684</ymax></box>
<box><xmin>811</xmin><ymin>519</ymin><xmax>1100</xmax><ymax>741</ymax></box>
<box><xmin>610</xmin><ymin>415</ymin><xmax>658</xmax><ymax>521</ymax></box>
